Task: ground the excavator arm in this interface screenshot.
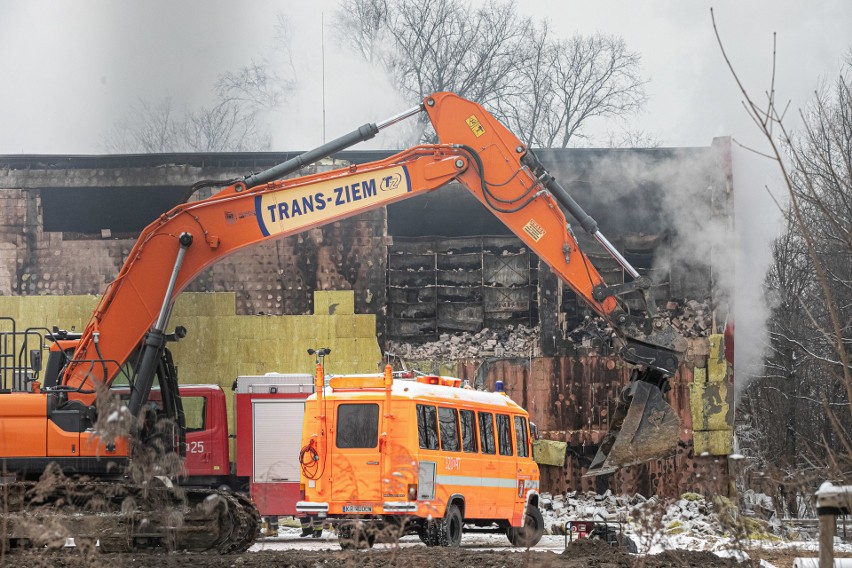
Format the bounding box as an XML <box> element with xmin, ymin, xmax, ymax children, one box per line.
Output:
<box><xmin>60</xmin><ymin>92</ymin><xmax>682</xmax><ymax>474</ymax></box>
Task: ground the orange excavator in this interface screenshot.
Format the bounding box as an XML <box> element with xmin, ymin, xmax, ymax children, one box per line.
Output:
<box><xmin>0</xmin><ymin>92</ymin><xmax>682</xmax><ymax>552</ymax></box>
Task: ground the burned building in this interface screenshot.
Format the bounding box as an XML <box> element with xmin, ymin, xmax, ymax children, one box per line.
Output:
<box><xmin>0</xmin><ymin>139</ymin><xmax>733</xmax><ymax>497</ymax></box>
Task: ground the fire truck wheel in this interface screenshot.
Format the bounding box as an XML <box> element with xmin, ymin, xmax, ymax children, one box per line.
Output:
<box><xmin>438</xmin><ymin>504</ymin><xmax>463</xmax><ymax>547</ymax></box>
<box><xmin>337</xmin><ymin>522</ymin><xmax>375</xmax><ymax>549</ymax></box>
<box><xmin>506</xmin><ymin>506</ymin><xmax>544</xmax><ymax>548</ymax></box>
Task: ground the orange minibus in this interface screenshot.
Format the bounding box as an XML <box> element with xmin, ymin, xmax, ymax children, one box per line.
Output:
<box><xmin>296</xmin><ymin>364</ymin><xmax>543</xmax><ymax>548</ymax></box>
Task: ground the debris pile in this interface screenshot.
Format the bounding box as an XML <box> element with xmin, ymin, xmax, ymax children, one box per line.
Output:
<box><xmin>386</xmin><ymin>324</ymin><xmax>540</xmax><ymax>360</ymax></box>
<box><xmin>567</xmin><ymin>297</ymin><xmax>716</xmax><ymax>346</ymax></box>
<box><xmin>538</xmin><ymin>490</ymin><xmax>799</xmax><ymax>545</ymax></box>
<box><xmin>665</xmin><ymin>298</ymin><xmax>715</xmax><ymax>338</ymax></box>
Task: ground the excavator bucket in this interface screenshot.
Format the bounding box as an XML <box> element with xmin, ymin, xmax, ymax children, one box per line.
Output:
<box><xmin>585</xmin><ymin>378</ymin><xmax>681</xmax><ymax>477</ymax></box>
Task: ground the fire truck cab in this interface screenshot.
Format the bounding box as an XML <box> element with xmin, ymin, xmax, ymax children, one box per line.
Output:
<box><xmin>177</xmin><ymin>375</ymin><xmax>315</xmax><ymax>520</ymax></box>
<box><xmin>296</xmin><ymin>367</ymin><xmax>544</xmax><ymax>548</ymax></box>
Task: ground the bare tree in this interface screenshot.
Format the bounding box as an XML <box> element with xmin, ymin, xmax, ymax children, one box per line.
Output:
<box><xmin>181</xmin><ymin>101</ymin><xmax>272</xmax><ymax>152</ymax></box>
<box><xmin>104</xmin><ymin>12</ymin><xmax>296</xmax><ymax>153</ymax></box>
<box><xmin>334</xmin><ymin>0</ymin><xmax>389</xmax><ymax>65</ymax></box>
<box><xmin>103</xmin><ymin>98</ymin><xmax>179</xmax><ymax>153</ymax></box>
<box><xmin>336</xmin><ymin>0</ymin><xmax>647</xmax><ymax>146</ymax></box>
<box><xmin>601</xmin><ymin>127</ymin><xmax>662</xmax><ymax>149</ymax></box>
<box><xmin>500</xmin><ymin>34</ymin><xmax>647</xmax><ymax>147</ymax></box>
<box><xmin>216</xmin><ymin>60</ymin><xmax>288</xmax><ymax>111</ymax></box>
<box><xmin>714</xmin><ymin>10</ymin><xmax>852</xmax><ymax>504</ymax></box>
<box><xmin>104</xmin><ymin>96</ymin><xmax>271</xmax><ymax>153</ymax></box>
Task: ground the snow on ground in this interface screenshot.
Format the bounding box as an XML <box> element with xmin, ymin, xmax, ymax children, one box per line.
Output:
<box><xmin>538</xmin><ymin>490</ymin><xmax>852</xmax><ymax>559</ymax></box>
<box><xmin>251</xmin><ymin>491</ymin><xmax>852</xmax><ymax>561</ymax></box>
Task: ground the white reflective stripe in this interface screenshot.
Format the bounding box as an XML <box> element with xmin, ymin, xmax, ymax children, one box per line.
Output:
<box><xmin>296</xmin><ymin>501</ymin><xmax>329</xmax><ymax>512</ymax></box>
<box><xmin>435</xmin><ymin>474</ymin><xmax>517</xmax><ymax>488</ymax></box>
<box><xmin>383</xmin><ymin>502</ymin><xmax>418</xmax><ymax>512</ymax></box>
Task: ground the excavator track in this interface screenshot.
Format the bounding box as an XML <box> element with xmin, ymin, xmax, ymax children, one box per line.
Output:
<box><xmin>0</xmin><ymin>479</ymin><xmax>260</xmax><ymax>553</ymax></box>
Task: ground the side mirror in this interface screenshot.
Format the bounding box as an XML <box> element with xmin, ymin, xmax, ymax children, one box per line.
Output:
<box><xmin>29</xmin><ymin>349</ymin><xmax>42</xmax><ymax>373</ymax></box>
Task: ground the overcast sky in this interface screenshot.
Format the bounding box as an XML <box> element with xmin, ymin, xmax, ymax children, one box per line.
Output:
<box><xmin>1</xmin><ymin>0</ymin><xmax>850</xmax><ymax>383</ymax></box>
<box><xmin>0</xmin><ymin>1</ymin><xmax>849</xmax><ymax>154</ymax></box>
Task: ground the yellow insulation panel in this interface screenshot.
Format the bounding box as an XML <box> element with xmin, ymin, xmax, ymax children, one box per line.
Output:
<box><xmin>2</xmin><ymin>291</ymin><xmax>380</xmax><ymax>439</ymax></box>
<box><xmin>693</xmin><ymin>430</ymin><xmax>734</xmax><ymax>456</ymax></box>
<box><xmin>689</xmin><ymin>333</ymin><xmax>734</xmax><ymax>456</ymax></box>
<box><xmin>533</xmin><ymin>439</ymin><xmax>568</xmax><ymax>467</ymax></box>
<box><xmin>313</xmin><ymin>291</ymin><xmax>355</xmax><ymax>315</ymax></box>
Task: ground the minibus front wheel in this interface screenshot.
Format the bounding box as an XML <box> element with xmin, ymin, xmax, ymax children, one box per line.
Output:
<box><xmin>507</xmin><ymin>505</ymin><xmax>544</xmax><ymax>548</ymax></box>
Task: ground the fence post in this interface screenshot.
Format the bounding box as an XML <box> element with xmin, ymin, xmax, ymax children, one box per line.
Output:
<box><xmin>815</xmin><ymin>482</ymin><xmax>852</xmax><ymax>568</ymax></box>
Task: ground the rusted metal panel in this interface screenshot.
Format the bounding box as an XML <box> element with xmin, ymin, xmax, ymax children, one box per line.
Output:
<box><xmin>450</xmin><ymin>353</ymin><xmax>728</xmax><ymax>498</ymax></box>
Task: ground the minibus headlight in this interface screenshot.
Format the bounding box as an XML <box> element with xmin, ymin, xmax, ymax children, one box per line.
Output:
<box><xmin>407</xmin><ymin>484</ymin><xmax>418</xmax><ymax>501</ymax></box>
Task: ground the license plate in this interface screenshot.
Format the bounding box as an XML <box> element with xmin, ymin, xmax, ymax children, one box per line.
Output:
<box><xmin>342</xmin><ymin>505</ymin><xmax>372</xmax><ymax>513</ymax></box>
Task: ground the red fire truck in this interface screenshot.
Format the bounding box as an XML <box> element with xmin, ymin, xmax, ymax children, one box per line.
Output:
<box><xmin>178</xmin><ymin>373</ymin><xmax>315</xmax><ymax>520</ymax></box>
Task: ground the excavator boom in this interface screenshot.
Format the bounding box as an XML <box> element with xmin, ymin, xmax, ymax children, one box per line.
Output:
<box><xmin>58</xmin><ymin>93</ymin><xmax>682</xmax><ymax>475</ymax></box>
<box><xmin>0</xmin><ymin>93</ymin><xmax>684</xmax><ymax>552</ymax></box>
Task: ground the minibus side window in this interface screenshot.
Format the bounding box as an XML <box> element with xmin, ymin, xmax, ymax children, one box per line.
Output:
<box><xmin>496</xmin><ymin>414</ymin><xmax>513</xmax><ymax>456</ymax></box>
<box><xmin>438</xmin><ymin>407</ymin><xmax>460</xmax><ymax>452</ymax></box>
<box><xmin>460</xmin><ymin>409</ymin><xmax>478</xmax><ymax>453</ymax></box>
<box><xmin>417</xmin><ymin>404</ymin><xmax>439</xmax><ymax>450</ymax></box>
<box><xmin>478</xmin><ymin>412</ymin><xmax>496</xmax><ymax>455</ymax></box>
<box><xmin>514</xmin><ymin>416</ymin><xmax>529</xmax><ymax>458</ymax></box>
<box><xmin>336</xmin><ymin>403</ymin><xmax>379</xmax><ymax>448</ymax></box>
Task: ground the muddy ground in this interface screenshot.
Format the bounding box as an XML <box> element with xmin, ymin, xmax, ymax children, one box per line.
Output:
<box><xmin>7</xmin><ymin>538</ymin><xmax>838</xmax><ymax>568</ymax></box>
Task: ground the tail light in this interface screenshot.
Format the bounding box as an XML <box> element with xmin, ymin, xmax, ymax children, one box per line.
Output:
<box><xmin>299</xmin><ymin>483</ymin><xmax>306</xmax><ymax>500</ymax></box>
<box><xmin>407</xmin><ymin>484</ymin><xmax>418</xmax><ymax>501</ymax></box>
<box><xmin>518</xmin><ymin>480</ymin><xmax>524</xmax><ymax>498</ymax></box>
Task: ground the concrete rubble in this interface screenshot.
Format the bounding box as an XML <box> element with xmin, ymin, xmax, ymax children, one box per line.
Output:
<box><xmin>385</xmin><ymin>298</ymin><xmax>715</xmax><ymax>362</ymax></box>
<box><xmin>386</xmin><ymin>324</ymin><xmax>541</xmax><ymax>360</ymax></box>
<box><xmin>567</xmin><ymin>297</ymin><xmax>716</xmax><ymax>345</ymax></box>
<box><xmin>538</xmin><ymin>490</ymin><xmax>810</xmax><ymax>543</ymax></box>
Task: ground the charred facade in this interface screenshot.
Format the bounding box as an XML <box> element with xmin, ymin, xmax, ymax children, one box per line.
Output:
<box><xmin>0</xmin><ymin>141</ymin><xmax>733</xmax><ymax>496</ymax></box>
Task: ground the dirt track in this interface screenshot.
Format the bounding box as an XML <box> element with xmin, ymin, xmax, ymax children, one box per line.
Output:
<box><xmin>3</xmin><ymin>538</ymin><xmax>765</xmax><ymax>568</ymax></box>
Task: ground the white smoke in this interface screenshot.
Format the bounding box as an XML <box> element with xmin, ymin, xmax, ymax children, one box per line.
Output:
<box><xmin>730</xmin><ymin>144</ymin><xmax>786</xmax><ymax>399</ymax></box>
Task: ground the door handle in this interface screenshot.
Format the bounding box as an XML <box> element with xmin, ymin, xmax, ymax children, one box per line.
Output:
<box><xmin>367</xmin><ymin>461</ymin><xmax>379</xmax><ymax>465</ymax></box>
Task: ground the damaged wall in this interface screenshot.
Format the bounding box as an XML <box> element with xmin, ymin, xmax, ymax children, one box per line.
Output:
<box><xmin>0</xmin><ymin>155</ymin><xmax>387</xmax><ymax>325</ymax></box>
<box><xmin>0</xmin><ymin>141</ymin><xmax>733</xmax><ymax>496</ymax></box>
<box><xmin>394</xmin><ymin>333</ymin><xmax>731</xmax><ymax>499</ymax></box>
